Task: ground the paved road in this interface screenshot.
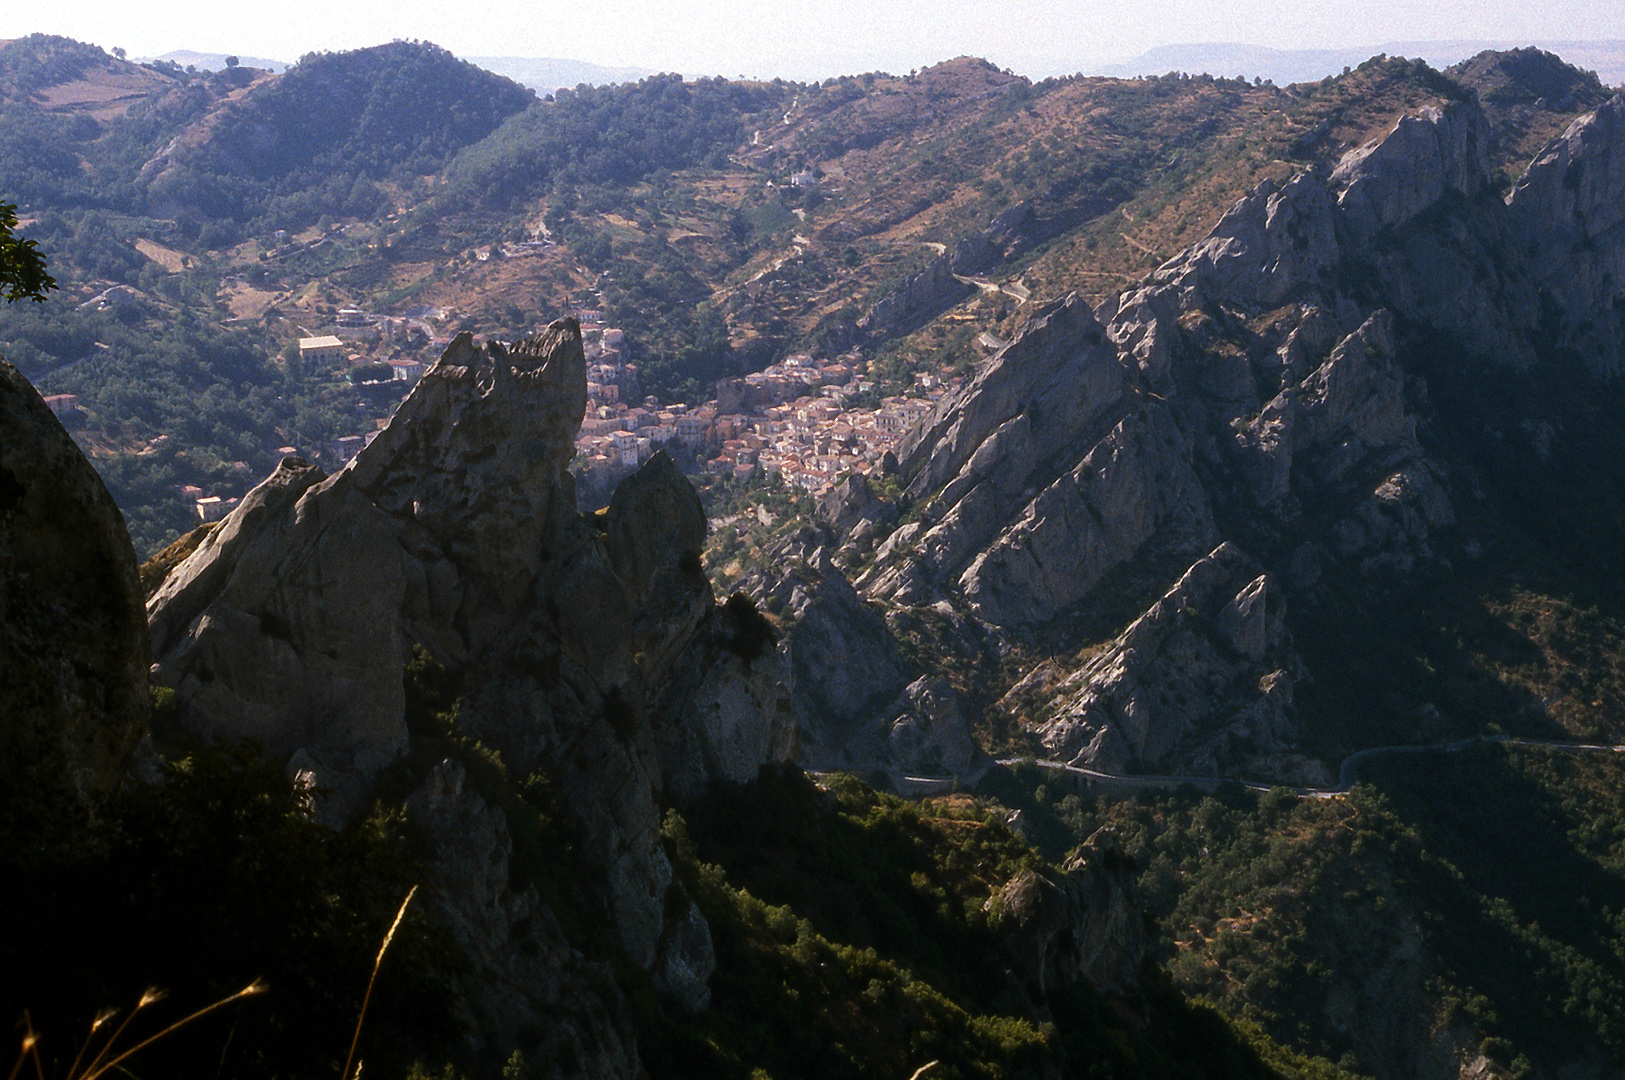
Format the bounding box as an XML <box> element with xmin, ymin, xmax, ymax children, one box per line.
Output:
<box><xmin>878</xmin><ymin>736</ymin><xmax>1625</xmax><ymax>801</ymax></box>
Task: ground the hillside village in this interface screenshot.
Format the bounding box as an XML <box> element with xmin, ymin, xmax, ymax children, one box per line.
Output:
<box><xmin>572</xmin><ymin>330</ymin><xmax>953</xmax><ymax>497</ymax></box>
<box><xmin>211</xmin><ymin>306</ymin><xmax>959</xmax><ymax>525</ymax></box>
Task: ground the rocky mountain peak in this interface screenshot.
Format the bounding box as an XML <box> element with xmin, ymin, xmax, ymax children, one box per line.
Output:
<box><xmin>1329</xmin><ymin>99</ymin><xmax>1491</xmax><ymax>244</ymax></box>
<box><xmin>144</xmin><ymin>320</ymin><xmax>795</xmax><ymax>1042</ymax></box>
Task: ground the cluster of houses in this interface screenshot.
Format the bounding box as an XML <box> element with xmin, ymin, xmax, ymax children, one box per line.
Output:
<box><xmin>573</xmin><ymin>348</ymin><xmax>957</xmax><ymax>497</ymax></box>
<box><xmin>182</xmin><ymin>308</ymin><xmax>955</xmax><ymax>525</ymax></box>
<box><xmin>297</xmin><ymin>330</ymin><xmax>426</xmax><ymax>384</ymax></box>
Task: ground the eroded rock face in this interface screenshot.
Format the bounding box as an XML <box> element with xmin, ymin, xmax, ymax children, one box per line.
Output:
<box><xmin>762</xmin><ymin>529</ymin><xmax>912</xmax><ymax>756</ymax></box>
<box><xmin>1029</xmin><ymin>543</ymin><xmax>1315</xmax><ymax>780</ymax></box>
<box><xmin>859</xmin><ymin>248</ymin><xmax>976</xmax><ymax>335</ymax></box>
<box><xmin>865</xmin><ymin>294</ymin><xmax>1182</xmax><ymax>624</ymax></box>
<box><xmin>0</xmin><ymin>357</ymin><xmax>149</xmax><ymax>835</ymax></box>
<box><xmin>148</xmin><ymin>456</ymin><xmax>410</xmax><ymax>807</ymax></box>
<box><xmin>146</xmin><ymin>322</ymin><xmax>795</xmax><ymax>1070</ymax></box>
<box><xmin>1145</xmin><ymin>171</ymin><xmax>1340</xmax><ymax>312</ymax></box>
<box><xmin>653</xmin><ymin>595</ymin><xmax>800</xmax><ymax>805</ymax></box>
<box><xmin>1508</xmin><ymin>92</ymin><xmax>1625</xmax><ymax>378</ymax></box>
<box><xmin>732</xmin><ymin>525</ymin><xmax>986</xmax><ymax>779</ymax></box>
<box><xmin>992</xmin><ymin>827</ymin><xmax>1146</xmax><ymax>1000</ymax></box>
<box><xmin>406</xmin><ymin>758</ymin><xmax>640</xmax><ymax>1075</ymax></box>
<box><xmin>837</xmin><ymin>87</ymin><xmax>1625</xmax><ymax>785</ymax></box>
<box><xmin>1331</xmin><ymin>102</ymin><xmax>1491</xmax><ymax>244</ymax></box>
<box><xmin>885</xmin><ymin>675</ymin><xmax>975</xmax><ymax>776</ymax></box>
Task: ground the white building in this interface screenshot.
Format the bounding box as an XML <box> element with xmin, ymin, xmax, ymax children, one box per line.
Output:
<box><xmin>298</xmin><ymin>335</ymin><xmax>344</xmax><ymax>365</ymax></box>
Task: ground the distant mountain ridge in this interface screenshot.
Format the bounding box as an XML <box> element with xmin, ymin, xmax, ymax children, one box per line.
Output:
<box><xmin>1090</xmin><ymin>39</ymin><xmax>1625</xmax><ymax>87</ymax></box>
<box><xmin>466</xmin><ymin>55</ymin><xmax>655</xmax><ymax>93</ymax></box>
<box><xmin>144</xmin><ymin>49</ymin><xmax>291</xmax><ymax>72</ymax></box>
<box><xmin>149</xmin><ymin>49</ymin><xmax>651</xmax><ymax>91</ymax></box>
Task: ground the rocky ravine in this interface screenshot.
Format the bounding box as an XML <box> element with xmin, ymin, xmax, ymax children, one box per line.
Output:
<box><xmin>766</xmin><ymin>90</ymin><xmax>1625</xmax><ymax>787</ymax></box>
<box><xmin>144</xmin><ymin>321</ymin><xmax>799</xmax><ymax>1070</ymax></box>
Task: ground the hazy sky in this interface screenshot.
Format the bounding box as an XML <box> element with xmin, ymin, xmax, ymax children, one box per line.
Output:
<box><xmin>7</xmin><ymin>0</ymin><xmax>1621</xmax><ymax>80</ymax></box>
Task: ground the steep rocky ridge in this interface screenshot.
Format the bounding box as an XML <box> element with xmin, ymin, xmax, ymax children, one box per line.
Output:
<box><xmin>0</xmin><ymin>356</ymin><xmax>149</xmax><ymax>838</ymax></box>
<box><xmin>775</xmin><ymin>86</ymin><xmax>1625</xmax><ymax>784</ymax></box>
<box><xmin>145</xmin><ymin>320</ymin><xmax>796</xmax><ymax>1068</ymax></box>
<box><xmin>1507</xmin><ymin>93</ymin><xmax>1625</xmax><ymax>379</ymax></box>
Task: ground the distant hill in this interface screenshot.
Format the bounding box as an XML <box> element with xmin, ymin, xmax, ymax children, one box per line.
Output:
<box><xmin>0</xmin><ymin>33</ymin><xmax>174</xmax><ymax>116</ymax></box>
<box><xmin>466</xmin><ymin>55</ymin><xmax>653</xmax><ymax>93</ymax></box>
<box><xmin>1092</xmin><ymin>39</ymin><xmax>1625</xmax><ymax>88</ymax></box>
<box><xmin>145</xmin><ymin>49</ymin><xmax>291</xmax><ymax>73</ymax></box>
<box><xmin>142</xmin><ymin>40</ymin><xmax>535</xmax><ymax>225</ymax></box>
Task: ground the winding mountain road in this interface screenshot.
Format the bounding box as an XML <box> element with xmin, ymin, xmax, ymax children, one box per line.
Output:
<box><xmin>881</xmin><ymin>736</ymin><xmax>1625</xmax><ymax>800</ymax></box>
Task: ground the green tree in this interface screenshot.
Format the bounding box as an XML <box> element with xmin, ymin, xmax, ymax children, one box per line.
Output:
<box><xmin>0</xmin><ymin>202</ymin><xmax>56</xmax><ymax>302</ymax></box>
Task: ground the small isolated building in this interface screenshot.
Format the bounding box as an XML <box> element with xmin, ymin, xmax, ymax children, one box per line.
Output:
<box><xmin>195</xmin><ymin>495</ymin><xmax>239</xmax><ymax>523</ymax></box>
<box><xmin>297</xmin><ymin>335</ymin><xmax>344</xmax><ymax>365</ymax></box>
<box><xmin>41</xmin><ymin>394</ymin><xmax>80</xmax><ymax>418</ymax></box>
<box><xmin>387</xmin><ymin>358</ymin><xmax>423</xmax><ymax>382</ymax></box>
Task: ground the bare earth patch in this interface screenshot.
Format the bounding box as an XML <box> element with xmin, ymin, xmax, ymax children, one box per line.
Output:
<box><xmin>220</xmin><ymin>282</ymin><xmax>283</xmax><ymax>320</ymax></box>
<box><xmin>35</xmin><ymin>66</ymin><xmax>172</xmax><ymax>120</ymax></box>
<box><xmin>134</xmin><ymin>238</ymin><xmax>189</xmax><ymax>272</ymax></box>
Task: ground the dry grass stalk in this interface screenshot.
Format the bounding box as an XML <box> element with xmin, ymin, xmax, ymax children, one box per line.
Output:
<box><xmin>340</xmin><ymin>884</ymin><xmax>418</xmax><ymax>1080</ymax></box>
<box><xmin>10</xmin><ymin>981</ymin><xmax>266</xmax><ymax>1080</ymax></box>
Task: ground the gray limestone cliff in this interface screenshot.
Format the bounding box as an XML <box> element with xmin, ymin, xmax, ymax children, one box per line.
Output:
<box><xmin>1507</xmin><ymin>93</ymin><xmax>1625</xmax><ymax>379</ymax></box>
<box><xmin>776</xmin><ymin>86</ymin><xmax>1625</xmax><ymax>788</ymax></box>
<box><xmin>145</xmin><ymin>320</ymin><xmax>794</xmax><ymax>1073</ymax></box>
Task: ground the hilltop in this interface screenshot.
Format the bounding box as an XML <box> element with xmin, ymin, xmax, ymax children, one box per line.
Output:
<box><xmin>1093</xmin><ymin>39</ymin><xmax>1625</xmax><ymax>87</ymax></box>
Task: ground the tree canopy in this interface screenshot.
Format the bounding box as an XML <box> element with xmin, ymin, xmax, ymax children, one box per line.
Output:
<box><xmin>0</xmin><ymin>202</ymin><xmax>56</xmax><ymax>302</ymax></box>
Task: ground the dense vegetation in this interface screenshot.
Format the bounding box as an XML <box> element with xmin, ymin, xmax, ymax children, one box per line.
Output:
<box><xmin>6</xmin><ymin>738</ymin><xmax>455</xmax><ymax>1080</ymax></box>
<box><xmin>6</xmin><ymin>653</ymin><xmax>1364</xmax><ymax>1080</ymax></box>
<box><xmin>440</xmin><ymin>74</ymin><xmax>784</xmax><ymax>211</ymax></box>
<box><xmin>0</xmin><ymin>33</ymin><xmax>106</xmax><ymax>96</ymax></box>
<box><xmin>154</xmin><ymin>42</ymin><xmax>534</xmax><ymax>231</ymax></box>
<box><xmin>980</xmin><ymin>744</ymin><xmax>1625</xmax><ymax>1079</ymax></box>
<box><xmin>0</xmin><ymin>201</ymin><xmax>55</xmax><ymax>301</ymax></box>
<box><xmin>0</xmin><ymin>275</ymin><xmax>356</xmax><ymax>553</ymax></box>
<box><xmin>645</xmin><ymin>766</ymin><xmax>1358</xmax><ymax>1080</ymax></box>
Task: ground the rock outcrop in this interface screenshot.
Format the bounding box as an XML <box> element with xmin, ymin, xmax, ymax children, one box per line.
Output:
<box><xmin>991</xmin><ymin>827</ymin><xmax>1147</xmax><ymax>1001</ymax></box>
<box><xmin>858</xmin><ymin>247</ymin><xmax>976</xmax><ymax>336</ymax></box>
<box><xmin>406</xmin><ymin>757</ymin><xmax>642</xmax><ymax>1076</ymax></box>
<box><xmin>145</xmin><ymin>321</ymin><xmax>794</xmax><ymax>1069</ymax></box>
<box><xmin>1507</xmin><ymin>92</ymin><xmax>1625</xmax><ymax>379</ymax></box>
<box><xmin>0</xmin><ymin>357</ymin><xmax>149</xmax><ymax>837</ymax></box>
<box><xmin>1023</xmin><ymin>542</ymin><xmax>1314</xmax><ymax>782</ymax></box>
<box><xmin>1330</xmin><ymin>101</ymin><xmax>1491</xmax><ymax>245</ymax></box>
